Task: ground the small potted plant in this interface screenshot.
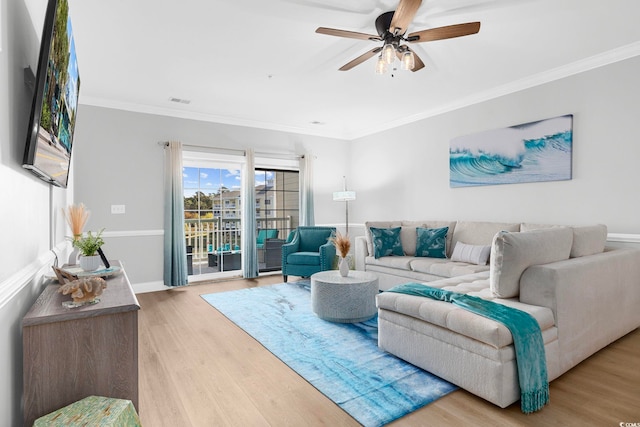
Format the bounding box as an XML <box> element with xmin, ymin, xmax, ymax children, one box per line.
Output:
<box><xmin>73</xmin><ymin>229</ymin><xmax>105</xmax><ymax>271</ymax></box>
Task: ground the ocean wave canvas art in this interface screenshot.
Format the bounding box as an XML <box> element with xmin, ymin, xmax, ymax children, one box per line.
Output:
<box><xmin>450</xmin><ymin>115</ymin><xmax>573</xmax><ymax>187</ymax></box>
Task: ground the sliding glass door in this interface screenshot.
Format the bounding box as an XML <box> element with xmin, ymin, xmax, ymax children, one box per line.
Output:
<box><xmin>182</xmin><ymin>150</ymin><xmax>301</xmax><ymax>279</ymax></box>
<box><xmin>183</xmin><ymin>162</ymin><xmax>242</xmax><ymax>277</ymax></box>
<box><xmin>255</xmin><ymin>168</ymin><xmax>299</xmax><ymax>272</ymax></box>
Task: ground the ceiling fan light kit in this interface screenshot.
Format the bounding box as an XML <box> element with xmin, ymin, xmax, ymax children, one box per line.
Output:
<box><xmin>375</xmin><ymin>57</ymin><xmax>388</xmax><ymax>75</ymax></box>
<box><xmin>315</xmin><ymin>0</ymin><xmax>481</xmax><ymax>74</ymax></box>
<box><xmin>401</xmin><ymin>50</ymin><xmax>415</xmax><ymax>71</ymax></box>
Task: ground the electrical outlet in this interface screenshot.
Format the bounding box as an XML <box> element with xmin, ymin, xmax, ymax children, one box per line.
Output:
<box><xmin>111</xmin><ymin>204</ymin><xmax>126</xmax><ymax>214</ymax></box>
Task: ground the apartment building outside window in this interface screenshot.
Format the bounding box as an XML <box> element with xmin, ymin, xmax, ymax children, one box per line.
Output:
<box><xmin>183</xmin><ymin>161</ymin><xmax>299</xmax><ymax>278</ymax></box>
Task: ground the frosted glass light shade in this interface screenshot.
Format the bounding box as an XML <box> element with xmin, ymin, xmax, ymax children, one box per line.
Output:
<box><xmin>401</xmin><ymin>50</ymin><xmax>415</xmax><ymax>71</ymax></box>
<box><xmin>382</xmin><ymin>44</ymin><xmax>395</xmax><ymax>64</ymax></box>
<box><xmin>375</xmin><ymin>56</ymin><xmax>388</xmax><ymax>74</ymax></box>
<box><xmin>333</xmin><ymin>191</ymin><xmax>356</xmax><ymax>201</ymax></box>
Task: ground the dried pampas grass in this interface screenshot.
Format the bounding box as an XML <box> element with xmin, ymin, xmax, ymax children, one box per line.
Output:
<box><xmin>64</xmin><ymin>203</ymin><xmax>90</xmax><ymax>240</ymax></box>
<box><xmin>330</xmin><ymin>231</ymin><xmax>351</xmax><ymax>258</ymax></box>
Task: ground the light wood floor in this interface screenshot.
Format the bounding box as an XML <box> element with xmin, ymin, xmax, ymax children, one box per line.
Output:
<box><xmin>137</xmin><ymin>275</ymin><xmax>640</xmax><ymax>426</ymax></box>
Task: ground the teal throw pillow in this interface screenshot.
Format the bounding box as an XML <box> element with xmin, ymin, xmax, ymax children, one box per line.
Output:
<box><xmin>370</xmin><ymin>227</ymin><xmax>404</xmax><ymax>259</ymax></box>
<box><xmin>415</xmin><ymin>227</ymin><xmax>448</xmax><ymax>258</ymax></box>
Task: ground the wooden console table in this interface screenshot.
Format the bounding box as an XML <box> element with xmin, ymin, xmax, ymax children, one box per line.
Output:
<box><xmin>22</xmin><ymin>261</ymin><xmax>140</xmax><ymax>427</ymax></box>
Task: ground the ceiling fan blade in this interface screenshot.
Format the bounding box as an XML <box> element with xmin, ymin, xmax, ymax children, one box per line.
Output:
<box><xmin>339</xmin><ymin>47</ymin><xmax>383</xmax><ymax>71</ymax></box>
<box><xmin>316</xmin><ymin>27</ymin><xmax>382</xmax><ymax>41</ymax></box>
<box><xmin>389</xmin><ymin>0</ymin><xmax>423</xmax><ymax>35</ymax></box>
<box><xmin>408</xmin><ymin>47</ymin><xmax>425</xmax><ymax>72</ymax></box>
<box><xmin>407</xmin><ymin>22</ymin><xmax>481</xmax><ymax>43</ymax></box>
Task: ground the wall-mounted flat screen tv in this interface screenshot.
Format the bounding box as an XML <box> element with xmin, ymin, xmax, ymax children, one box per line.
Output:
<box><xmin>23</xmin><ymin>0</ymin><xmax>80</xmax><ymax>188</ymax></box>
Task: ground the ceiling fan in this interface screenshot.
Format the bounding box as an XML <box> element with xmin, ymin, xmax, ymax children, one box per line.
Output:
<box><xmin>315</xmin><ymin>0</ymin><xmax>481</xmax><ymax>73</ymax></box>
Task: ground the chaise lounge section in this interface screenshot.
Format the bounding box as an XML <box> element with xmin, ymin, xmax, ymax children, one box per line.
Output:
<box><xmin>355</xmin><ymin>220</ymin><xmax>640</xmax><ymax>408</ymax></box>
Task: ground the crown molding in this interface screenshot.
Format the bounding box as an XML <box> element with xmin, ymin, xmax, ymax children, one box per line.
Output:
<box><xmin>78</xmin><ymin>97</ymin><xmax>334</xmax><ymax>139</ymax></box>
<box><xmin>346</xmin><ymin>41</ymin><xmax>640</xmax><ymax>140</ymax></box>
<box><xmin>80</xmin><ymin>42</ymin><xmax>640</xmax><ymax>142</ymax></box>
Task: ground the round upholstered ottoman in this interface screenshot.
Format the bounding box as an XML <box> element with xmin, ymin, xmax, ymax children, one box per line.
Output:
<box><xmin>310</xmin><ymin>270</ymin><xmax>379</xmax><ymax>323</ymax></box>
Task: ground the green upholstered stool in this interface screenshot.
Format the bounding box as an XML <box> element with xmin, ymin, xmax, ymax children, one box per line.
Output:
<box><xmin>34</xmin><ymin>395</ymin><xmax>141</xmax><ymax>426</ymax></box>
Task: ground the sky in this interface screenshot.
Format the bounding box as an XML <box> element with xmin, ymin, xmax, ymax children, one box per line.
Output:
<box><xmin>183</xmin><ymin>167</ymin><xmax>274</xmax><ymax>193</ymax></box>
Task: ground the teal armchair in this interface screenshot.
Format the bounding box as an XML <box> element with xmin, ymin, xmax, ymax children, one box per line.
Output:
<box><xmin>282</xmin><ymin>226</ymin><xmax>336</xmax><ymax>282</ymax></box>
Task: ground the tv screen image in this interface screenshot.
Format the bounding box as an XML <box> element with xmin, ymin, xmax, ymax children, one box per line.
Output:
<box><xmin>23</xmin><ymin>0</ymin><xmax>80</xmax><ymax>188</ymax></box>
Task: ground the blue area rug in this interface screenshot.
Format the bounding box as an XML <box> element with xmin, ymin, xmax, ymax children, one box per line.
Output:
<box><xmin>201</xmin><ymin>281</ymin><xmax>457</xmax><ymax>427</ymax></box>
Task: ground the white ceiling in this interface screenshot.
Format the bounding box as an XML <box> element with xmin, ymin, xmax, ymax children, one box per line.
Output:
<box><xmin>66</xmin><ymin>0</ymin><xmax>640</xmax><ymax>140</ymax></box>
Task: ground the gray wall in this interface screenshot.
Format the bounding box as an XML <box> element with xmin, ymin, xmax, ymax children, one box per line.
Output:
<box><xmin>0</xmin><ymin>0</ymin><xmax>75</xmax><ymax>425</ymax></box>
<box><xmin>72</xmin><ymin>106</ymin><xmax>349</xmax><ymax>285</ymax></box>
<box><xmin>349</xmin><ymin>56</ymin><xmax>640</xmax><ymax>234</ymax></box>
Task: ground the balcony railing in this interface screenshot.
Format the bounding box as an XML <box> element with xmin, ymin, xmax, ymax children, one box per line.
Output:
<box><xmin>185</xmin><ymin>216</ymin><xmax>293</xmax><ymax>274</ymax></box>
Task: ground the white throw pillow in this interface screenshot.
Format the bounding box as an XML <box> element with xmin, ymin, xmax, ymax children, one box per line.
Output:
<box><xmin>451</xmin><ymin>242</ymin><xmax>491</xmax><ymax>265</ymax></box>
<box><xmin>490</xmin><ymin>227</ymin><xmax>573</xmax><ymax>298</ymax></box>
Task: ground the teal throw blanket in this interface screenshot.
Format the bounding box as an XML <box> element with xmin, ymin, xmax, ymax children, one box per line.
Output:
<box><xmin>387</xmin><ymin>283</ymin><xmax>549</xmax><ymax>413</ymax></box>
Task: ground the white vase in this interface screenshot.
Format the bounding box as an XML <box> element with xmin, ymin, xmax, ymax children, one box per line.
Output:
<box><xmin>339</xmin><ymin>256</ymin><xmax>349</xmax><ymax>277</ymax></box>
<box><xmin>68</xmin><ymin>247</ymin><xmax>80</xmax><ymax>265</ymax></box>
<box><xmin>79</xmin><ymin>255</ymin><xmax>101</xmax><ymax>271</ymax></box>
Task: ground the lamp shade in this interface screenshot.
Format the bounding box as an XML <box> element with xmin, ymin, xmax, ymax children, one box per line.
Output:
<box><xmin>333</xmin><ymin>191</ymin><xmax>356</xmax><ymax>202</ymax></box>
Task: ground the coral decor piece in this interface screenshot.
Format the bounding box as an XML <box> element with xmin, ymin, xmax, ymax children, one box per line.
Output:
<box><xmin>58</xmin><ymin>277</ymin><xmax>107</xmax><ymax>307</ymax></box>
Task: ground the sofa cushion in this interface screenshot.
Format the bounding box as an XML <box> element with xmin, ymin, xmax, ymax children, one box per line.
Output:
<box><xmin>410</xmin><ymin>258</ymin><xmax>490</xmax><ymax>277</ymax></box>
<box><xmin>570</xmin><ymin>224</ymin><xmax>607</xmax><ymax>258</ymax></box>
<box><xmin>400</xmin><ymin>221</ymin><xmax>423</xmax><ymax>257</ymax></box>
<box><xmin>451</xmin><ymin>221</ymin><xmax>520</xmax><ymax>258</ymax></box>
<box><xmin>365</xmin><ymin>221</ymin><xmax>401</xmax><ymax>255</ymax></box>
<box><xmin>401</xmin><ymin>221</ymin><xmax>457</xmax><ymax>256</ymax></box>
<box><xmin>520</xmin><ymin>223</ymin><xmax>608</xmax><ymax>258</ymax></box>
<box><xmin>286</xmin><ymin>252</ymin><xmax>320</xmax><ymax>265</ymax></box>
<box><xmin>298</xmin><ymin>228</ymin><xmax>334</xmax><ymax>253</ymax></box>
<box><xmin>519</xmin><ymin>222</ymin><xmax>558</xmax><ymax>232</ymax></box>
<box><xmin>366</xmin><ymin>255</ymin><xmax>413</xmax><ymax>270</ymax></box>
<box><xmin>377</xmin><ymin>273</ymin><xmax>556</xmax><ymax>349</ymax></box>
<box><xmin>490</xmin><ymin>227</ymin><xmax>573</xmax><ymax>298</ymax></box>
<box><xmin>370</xmin><ymin>227</ymin><xmax>404</xmax><ymax>258</ymax></box>
<box><xmin>451</xmin><ymin>241</ymin><xmax>491</xmax><ymax>265</ymax></box>
<box><xmin>415</xmin><ymin>227</ymin><xmax>448</xmax><ymax>258</ymax></box>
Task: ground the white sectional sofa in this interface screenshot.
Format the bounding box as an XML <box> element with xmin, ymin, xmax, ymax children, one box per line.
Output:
<box><xmin>354</xmin><ymin>220</ymin><xmax>640</xmax><ymax>409</ymax></box>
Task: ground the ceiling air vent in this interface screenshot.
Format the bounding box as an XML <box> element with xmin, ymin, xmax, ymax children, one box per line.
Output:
<box><xmin>169</xmin><ymin>97</ymin><xmax>191</xmax><ymax>104</ymax></box>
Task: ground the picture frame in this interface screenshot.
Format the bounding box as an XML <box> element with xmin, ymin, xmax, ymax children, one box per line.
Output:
<box><xmin>450</xmin><ymin>114</ymin><xmax>573</xmax><ymax>188</ymax></box>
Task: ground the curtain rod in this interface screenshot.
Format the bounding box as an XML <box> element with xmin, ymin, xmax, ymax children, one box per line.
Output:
<box><xmin>158</xmin><ymin>141</ymin><xmax>304</xmax><ymax>160</ymax></box>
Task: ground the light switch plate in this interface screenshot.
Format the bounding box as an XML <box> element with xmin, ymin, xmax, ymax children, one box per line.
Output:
<box><xmin>111</xmin><ymin>204</ymin><xmax>126</xmax><ymax>214</ymax></box>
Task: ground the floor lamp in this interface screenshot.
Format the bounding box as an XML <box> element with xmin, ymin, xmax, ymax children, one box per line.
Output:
<box><xmin>333</xmin><ymin>177</ymin><xmax>356</xmax><ymax>235</ymax></box>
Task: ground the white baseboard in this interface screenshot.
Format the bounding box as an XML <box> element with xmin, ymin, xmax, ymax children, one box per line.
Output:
<box><xmin>132</xmin><ymin>280</ymin><xmax>169</xmax><ymax>294</ymax></box>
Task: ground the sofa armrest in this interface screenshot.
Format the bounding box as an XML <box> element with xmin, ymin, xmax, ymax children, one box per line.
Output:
<box><xmin>355</xmin><ymin>236</ymin><xmax>368</xmax><ymax>271</ymax></box>
<box><xmin>520</xmin><ymin>247</ymin><xmax>640</xmax><ymax>371</ymax></box>
<box><xmin>281</xmin><ymin>230</ymin><xmax>300</xmax><ymax>259</ymax></box>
